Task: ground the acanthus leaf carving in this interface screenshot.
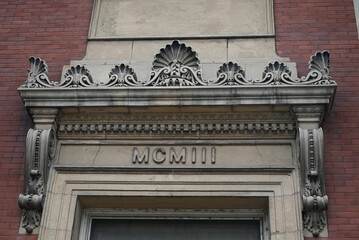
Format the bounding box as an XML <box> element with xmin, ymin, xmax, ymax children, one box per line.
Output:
<box><xmin>18</xmin><ymin>128</ymin><xmax>56</xmax><ymax>234</ymax></box>
<box><xmin>20</xmin><ymin>57</ymin><xmax>96</xmax><ymax>88</ymax></box>
<box><xmin>145</xmin><ymin>40</ymin><xmax>207</xmax><ymax>86</ymax></box>
<box><xmin>215</xmin><ymin>52</ymin><xmax>335</xmax><ymax>86</ymax></box>
<box><xmin>262</xmin><ymin>61</ymin><xmax>292</xmax><ymax>85</ymax></box>
<box><xmin>61</xmin><ymin>65</ymin><xmax>95</xmax><ymax>87</ymax></box>
<box><xmin>18</xmin><ymin>170</ymin><xmax>44</xmax><ymax>233</ymax></box>
<box><xmin>226</xmin><ymin>61</ymin><xmax>293</xmax><ymax>85</ymax></box>
<box><xmin>213</xmin><ymin>62</ymin><xmax>246</xmax><ymax>86</ymax></box>
<box><xmin>101</xmin><ymin>64</ymin><xmax>139</xmax><ymax>87</ymax></box>
<box><xmin>21</xmin><ymin>57</ymin><xmax>57</xmax><ymax>88</ymax></box>
<box><xmin>299</xmin><ymin>51</ymin><xmax>334</xmax><ymax>85</ymax></box>
<box><xmin>298</xmin><ymin>128</ymin><xmax>328</xmax><ymax>237</ymax></box>
<box><xmin>153</xmin><ymin>40</ymin><xmax>199</xmax><ymax>70</ymax></box>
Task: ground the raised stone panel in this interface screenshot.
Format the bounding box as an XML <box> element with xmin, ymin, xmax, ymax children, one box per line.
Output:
<box><xmin>57</xmin><ymin>142</ymin><xmax>294</xmax><ymax>168</ymax></box>
<box><xmin>89</xmin><ymin>0</ymin><xmax>274</xmax><ymax>39</ymax></box>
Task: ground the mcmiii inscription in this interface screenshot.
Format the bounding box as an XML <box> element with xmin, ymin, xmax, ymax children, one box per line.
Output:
<box><xmin>132</xmin><ymin>147</ymin><xmax>216</xmax><ymax>164</ymax></box>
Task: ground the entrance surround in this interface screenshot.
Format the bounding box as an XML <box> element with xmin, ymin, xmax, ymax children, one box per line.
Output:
<box><xmin>18</xmin><ymin>40</ymin><xmax>336</xmax><ymax>239</ymax></box>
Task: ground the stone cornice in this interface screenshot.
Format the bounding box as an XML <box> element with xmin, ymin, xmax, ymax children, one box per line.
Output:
<box><xmin>18</xmin><ymin>42</ymin><xmax>337</xmax><ymax>127</ymax></box>
<box><xmin>18</xmin><ymin>85</ymin><xmax>336</xmax><ymax>108</ymax></box>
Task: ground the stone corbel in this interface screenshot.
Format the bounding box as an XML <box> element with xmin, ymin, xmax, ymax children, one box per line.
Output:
<box><xmin>298</xmin><ymin>128</ymin><xmax>328</xmax><ymax>237</ymax></box>
<box><xmin>18</xmin><ymin>128</ymin><xmax>57</xmax><ymax>233</ymax></box>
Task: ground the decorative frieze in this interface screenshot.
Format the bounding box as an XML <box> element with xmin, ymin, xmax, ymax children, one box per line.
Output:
<box><xmin>57</xmin><ymin>112</ymin><xmax>295</xmax><ymax>138</ymax></box>
<box><xmin>18</xmin><ymin>129</ymin><xmax>56</xmax><ymax>233</ymax></box>
<box><xmin>58</xmin><ymin>122</ymin><xmax>295</xmax><ymax>137</ymax></box>
<box><xmin>298</xmin><ymin>128</ymin><xmax>328</xmax><ymax>237</ymax></box>
<box><xmin>19</xmin><ymin>41</ymin><xmax>336</xmax><ymax>89</ymax></box>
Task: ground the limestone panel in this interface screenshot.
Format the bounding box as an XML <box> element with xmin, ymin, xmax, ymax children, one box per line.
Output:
<box><xmin>228</xmin><ymin>38</ymin><xmax>281</xmax><ymax>59</ymax></box>
<box><xmin>89</xmin><ymin>0</ymin><xmax>274</xmax><ymax>39</ymax></box>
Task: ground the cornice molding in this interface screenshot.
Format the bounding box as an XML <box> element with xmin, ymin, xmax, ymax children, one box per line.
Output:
<box><xmin>18</xmin><ymin>86</ymin><xmax>336</xmax><ymax>108</ymax></box>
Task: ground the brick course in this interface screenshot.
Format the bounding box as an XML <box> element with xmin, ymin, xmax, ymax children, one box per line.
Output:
<box><xmin>0</xmin><ymin>0</ymin><xmax>358</xmax><ymax>239</ymax></box>
<box><xmin>275</xmin><ymin>0</ymin><xmax>359</xmax><ymax>239</ymax></box>
<box><xmin>0</xmin><ymin>1</ymin><xmax>93</xmax><ymax>239</ymax></box>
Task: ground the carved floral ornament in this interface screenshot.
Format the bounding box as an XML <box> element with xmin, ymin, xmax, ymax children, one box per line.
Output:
<box><xmin>20</xmin><ymin>40</ymin><xmax>336</xmax><ymax>88</ymax></box>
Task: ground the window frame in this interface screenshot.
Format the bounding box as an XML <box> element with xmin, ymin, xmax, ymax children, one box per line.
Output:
<box><xmin>80</xmin><ymin>208</ymin><xmax>269</xmax><ymax>240</ymax></box>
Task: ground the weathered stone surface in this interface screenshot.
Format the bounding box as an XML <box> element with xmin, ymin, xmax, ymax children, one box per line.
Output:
<box><xmin>89</xmin><ymin>0</ymin><xmax>274</xmax><ymax>39</ymax></box>
<box><xmin>228</xmin><ymin>38</ymin><xmax>284</xmax><ymax>59</ymax></box>
<box><xmin>84</xmin><ymin>41</ymin><xmax>133</xmax><ymax>60</ymax></box>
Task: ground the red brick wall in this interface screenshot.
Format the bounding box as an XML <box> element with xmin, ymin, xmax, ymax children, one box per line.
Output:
<box><xmin>275</xmin><ymin>0</ymin><xmax>359</xmax><ymax>239</ymax></box>
<box><xmin>0</xmin><ymin>0</ymin><xmax>93</xmax><ymax>239</ymax></box>
<box><xmin>0</xmin><ymin>0</ymin><xmax>358</xmax><ymax>239</ymax></box>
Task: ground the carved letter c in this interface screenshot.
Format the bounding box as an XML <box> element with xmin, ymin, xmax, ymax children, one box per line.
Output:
<box><xmin>153</xmin><ymin>147</ymin><xmax>166</xmax><ymax>163</ymax></box>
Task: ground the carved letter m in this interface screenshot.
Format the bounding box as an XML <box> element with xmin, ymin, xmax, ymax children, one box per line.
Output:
<box><xmin>170</xmin><ymin>147</ymin><xmax>186</xmax><ymax>164</ymax></box>
<box><xmin>132</xmin><ymin>147</ymin><xmax>149</xmax><ymax>164</ymax></box>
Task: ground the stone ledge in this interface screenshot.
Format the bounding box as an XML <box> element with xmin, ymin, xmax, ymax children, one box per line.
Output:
<box><xmin>18</xmin><ymin>85</ymin><xmax>336</xmax><ymax>108</ymax></box>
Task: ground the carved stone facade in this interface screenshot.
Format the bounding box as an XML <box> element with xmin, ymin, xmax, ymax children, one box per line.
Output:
<box><xmin>18</xmin><ymin>41</ymin><xmax>336</xmax><ymax>239</ymax></box>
